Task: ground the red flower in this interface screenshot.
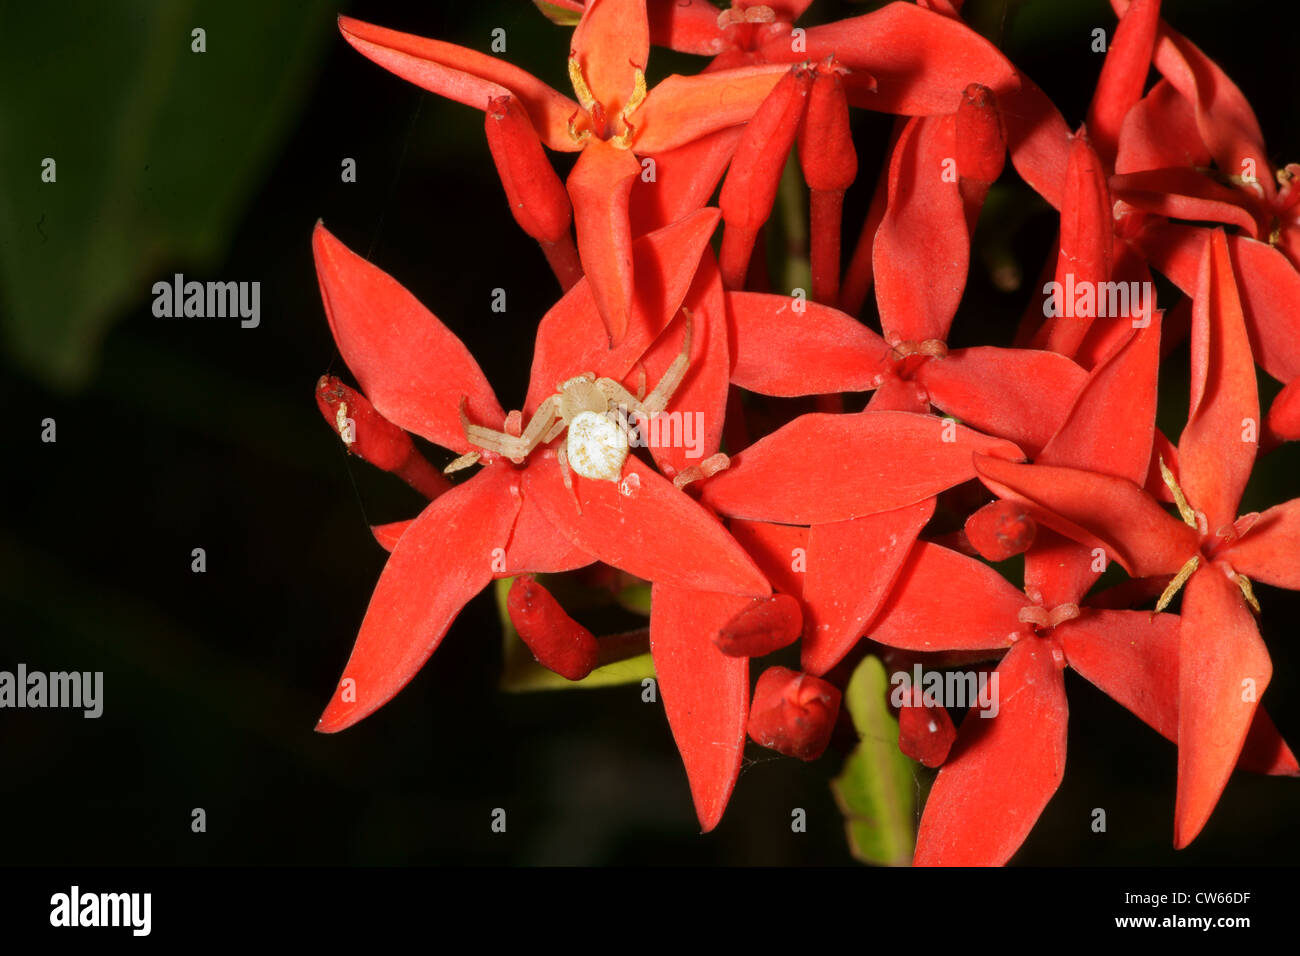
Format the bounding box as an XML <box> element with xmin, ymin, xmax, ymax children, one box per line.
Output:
<box><xmin>337</xmin><ymin>0</ymin><xmax>790</xmax><ymax>344</ymax></box>
<box><xmin>310</xmin><ymin>210</ymin><xmax>769</xmax><ymax>734</ymax></box>
<box><xmin>973</xmin><ymin>231</ymin><xmax>1300</xmax><ymax>848</ymax></box>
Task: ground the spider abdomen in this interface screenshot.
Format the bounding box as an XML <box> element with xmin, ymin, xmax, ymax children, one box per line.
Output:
<box><xmin>566</xmin><ymin>410</ymin><xmax>629</xmax><ymax>481</ymax></box>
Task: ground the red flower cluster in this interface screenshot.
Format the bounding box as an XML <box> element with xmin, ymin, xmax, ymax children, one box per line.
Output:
<box><xmin>310</xmin><ymin>0</ymin><xmax>1297</xmax><ymax>864</ymax></box>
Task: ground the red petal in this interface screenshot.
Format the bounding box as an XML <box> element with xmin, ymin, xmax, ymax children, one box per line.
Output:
<box><xmin>316</xmin><ymin>466</ymin><xmax>520</xmax><ymax>733</ymax></box>
<box><xmin>700</xmin><ymin>411</ymin><xmax>1023</xmax><ymax>524</ymax></box>
<box><xmin>1062</xmin><ymin>608</ymin><xmax>1295</xmax><ymax>776</ymax></box>
<box><xmin>524</xmin><ymin>452</ymin><xmax>770</xmax><ymax>595</ymax></box>
<box><xmin>1267</xmin><ymin>377</ymin><xmax>1300</xmax><ymax>444</ymax></box>
<box><xmin>728</xmin><ymin>519</ymin><xmax>808</xmax><ymax>598</ymax></box>
<box><xmin>503</xmin><ymin>491</ymin><xmax>594</xmax><ymax>575</ymax></box>
<box><xmin>1229</xmin><ymin>236</ymin><xmax>1300</xmax><ymax>384</ymax></box>
<box><xmin>747</xmin><ymin>666</ymin><xmax>841</xmax><ymax>761</ymax></box>
<box><xmin>337</xmin><ymin>16</ymin><xmax>578</xmax><ymax>151</ymax></box>
<box><xmin>726</xmin><ymin>292</ymin><xmax>892</xmax><ymax>396</ymax></box>
<box><xmin>762</xmin><ymin>3</ymin><xmax>1018</xmax><ymax>115</ymax></box>
<box><xmin>1179</xmin><ymin>230</ymin><xmax>1259</xmax><ymax>534</ymax></box>
<box><xmin>647</xmin><ymin>0</ymin><xmax>729</xmax><ymax>56</ymax></box>
<box><xmin>1174</xmin><ymin>566</ymin><xmax>1272</xmax><ymax>847</ymax></box>
<box><xmin>915</xmin><ymin>347</ymin><xmax>1087</xmax><ymax>458</ymax></box>
<box><xmin>524</xmin><ymin>208</ymin><xmax>720</xmax><ymax>414</ymax></box>
<box><xmin>629</xmin><ymin>126</ymin><xmax>742</xmax><ymax>235</ymax></box>
<box><xmin>1040</xmin><ymin>319</ymin><xmax>1160</xmax><ymax>486</ymax></box>
<box><xmin>567</xmin><ymin>139</ymin><xmax>642</xmax><ymax>346</ymax></box>
<box><xmin>650</xmin><ymin>584</ymin><xmax>752</xmax><ymax>831</ymax></box>
<box><xmin>1115</xmin><ymin>78</ymin><xmax>1210</xmax><ymax>174</ymax></box>
<box><xmin>973</xmin><ymin>455</ymin><xmax>1198</xmax><ymax>578</ymax></box>
<box><xmin>1111</xmin><ymin>167</ymin><xmax>1260</xmax><ymax>236</ymax></box>
<box><xmin>507</xmin><ymin>575</ymin><xmax>600</xmax><ymax>681</ymax></box>
<box><xmin>571</xmin><ymin>0</ymin><xmax>649</xmax><ymax>119</ymax></box>
<box><xmin>634</xmin><ymin>64</ymin><xmax>788</xmax><ymax>154</ymax></box>
<box><xmin>1086</xmin><ymin>0</ymin><xmax>1160</xmax><ymax>164</ymax></box>
<box><xmin>635</xmin><ymin>252</ymin><xmax>728</xmax><ymax>478</ymax></box>
<box><xmin>1060</xmin><ymin>609</ymin><xmax>1179</xmax><ymax>741</ymax></box>
<box><xmin>1032</xmin><ymin>130</ymin><xmax>1114</xmax><ymax>359</ymax></box>
<box><xmin>312</xmin><ymin>223</ymin><xmax>503</xmax><ymax>454</ymax></box>
<box><xmin>1023</xmin><ymin>529</ymin><xmax>1096</xmax><ymax>609</ymax></box>
<box><xmin>873</xmin><ymin>115</ymin><xmax>967</xmax><ymax>344</ymax></box>
<box><xmin>913</xmin><ymin>640</ymin><xmax>1067</xmax><ymax>865</ymax></box>
<box><xmin>868</xmin><ymin>542</ymin><xmax>1026</xmax><ymax>652</ymax></box>
<box><xmin>1138</xmin><ymin>10</ymin><xmax>1273</xmax><ymax>200</ymax></box>
<box><xmin>370</xmin><ymin>520</ymin><xmax>410</xmax><ymax>552</ymax></box>
<box><xmin>1240</xmin><ymin>710</ymin><xmax>1300</xmax><ymax>777</ymax></box>
<box><xmin>801</xmin><ymin>500</ymin><xmax>934</xmax><ymax>675</ymax></box>
<box><xmin>1002</xmin><ymin>74</ymin><xmax>1072</xmax><ymax>210</ymax></box>
<box><xmin>1219</xmin><ymin>498</ymin><xmax>1300</xmax><ymax>590</ymax></box>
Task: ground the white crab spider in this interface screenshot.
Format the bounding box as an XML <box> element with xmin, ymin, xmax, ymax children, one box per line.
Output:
<box><xmin>448</xmin><ymin>312</ymin><xmax>694</xmax><ymax>491</ymax></box>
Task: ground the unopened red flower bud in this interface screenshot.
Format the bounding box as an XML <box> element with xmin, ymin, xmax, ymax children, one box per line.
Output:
<box><xmin>720</xmin><ymin>67</ymin><xmax>813</xmax><ymax>232</ymax></box>
<box><xmin>485</xmin><ymin>95</ymin><xmax>582</xmax><ymax>290</ymax></box>
<box><xmin>485</xmin><ymin>95</ymin><xmax>572</xmax><ymax>245</ymax></box>
<box><xmin>897</xmin><ymin>684</ymin><xmax>956</xmax><ymax>768</ymax></box>
<box><xmin>954</xmin><ymin>83</ymin><xmax>1005</xmax><ymax>188</ymax></box>
<box><xmin>714</xmin><ymin>594</ymin><xmax>802</xmax><ymax>657</ymax></box>
<box><xmin>719</xmin><ymin>65</ymin><xmax>813</xmax><ymax>288</ymax></box>
<box><xmin>964</xmin><ymin>499</ymin><xmax>1037</xmax><ymax>562</ymax></box>
<box><xmin>507</xmin><ymin>575</ymin><xmax>600</xmax><ymax>681</ymax></box>
<box><xmin>748</xmin><ymin>666</ymin><xmax>841</xmax><ymax>761</ymax></box>
<box><xmin>799</xmin><ymin>68</ymin><xmax>856</xmax><ymax>194</ymax></box>
<box><xmin>315</xmin><ymin>376</ymin><xmax>450</xmax><ymax>500</ymax></box>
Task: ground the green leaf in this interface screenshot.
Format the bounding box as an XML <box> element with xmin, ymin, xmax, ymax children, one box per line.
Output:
<box><xmin>831</xmin><ymin>655</ymin><xmax>919</xmax><ymax>866</ymax></box>
<box><xmin>494</xmin><ymin>578</ymin><xmax>655</xmax><ymax>693</ymax></box>
<box><xmin>614</xmin><ymin>582</ymin><xmax>652</xmax><ymax>616</ymax></box>
<box><xmin>531</xmin><ymin>0</ymin><xmax>583</xmax><ymax>27</ymax></box>
<box><xmin>0</xmin><ymin>0</ymin><xmax>334</xmax><ymax>389</ymax></box>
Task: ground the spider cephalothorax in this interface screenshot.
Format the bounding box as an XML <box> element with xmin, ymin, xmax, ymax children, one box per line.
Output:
<box><xmin>447</xmin><ymin>312</ymin><xmax>694</xmax><ymax>489</ymax></box>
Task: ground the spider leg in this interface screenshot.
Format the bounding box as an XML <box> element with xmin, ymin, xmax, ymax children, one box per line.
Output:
<box><xmin>514</xmin><ymin>396</ymin><xmax>561</xmax><ymax>456</ymax></box>
<box><xmin>594</xmin><ymin>377</ymin><xmax>642</xmax><ymax>411</ymax></box>
<box><xmin>460</xmin><ymin>396</ymin><xmax>558</xmax><ymax>462</ymax></box>
<box><xmin>556</xmin><ymin>444</ymin><xmax>582</xmax><ymax>515</ymax></box>
<box><xmin>541</xmin><ymin>417</ymin><xmax>568</xmax><ymax>445</ymax></box>
<box><xmin>639</xmin><ymin>309</ymin><xmax>694</xmax><ymax>415</ymax></box>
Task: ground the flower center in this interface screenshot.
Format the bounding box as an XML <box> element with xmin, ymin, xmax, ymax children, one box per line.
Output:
<box><xmin>567</xmin><ymin>58</ymin><xmax>647</xmax><ymax>148</ymax></box>
<box><xmin>1153</xmin><ymin>456</ymin><xmax>1260</xmax><ymax>613</ymax></box>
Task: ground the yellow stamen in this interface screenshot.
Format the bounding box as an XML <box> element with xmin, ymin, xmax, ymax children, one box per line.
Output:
<box><xmin>1237</xmin><ymin>574</ymin><xmax>1262</xmax><ymax>615</ymax></box>
<box><xmin>610</xmin><ymin>68</ymin><xmax>648</xmax><ymax>150</ymax></box>
<box><xmin>1158</xmin><ymin>456</ymin><xmax>1198</xmax><ymax>528</ymax></box>
<box><xmin>444</xmin><ymin>451</ymin><xmax>481</xmax><ymax>474</ymax></box>
<box><xmin>1155</xmin><ymin>555</ymin><xmax>1199</xmax><ymax>612</ymax></box>
<box><xmin>567</xmin><ymin>56</ymin><xmax>598</xmax><ymax>114</ymax></box>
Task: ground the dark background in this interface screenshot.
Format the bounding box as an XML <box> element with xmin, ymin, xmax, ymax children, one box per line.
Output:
<box><xmin>2</xmin><ymin>0</ymin><xmax>1296</xmax><ymax>865</ymax></box>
